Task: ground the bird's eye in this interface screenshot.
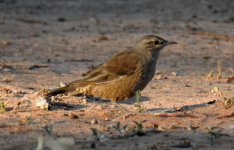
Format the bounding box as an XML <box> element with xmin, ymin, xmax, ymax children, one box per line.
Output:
<box><xmin>154</xmin><ymin>40</ymin><xmax>160</xmax><ymax>45</ymax></box>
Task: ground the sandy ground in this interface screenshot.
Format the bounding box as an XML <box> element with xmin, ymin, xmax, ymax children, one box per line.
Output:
<box><xmin>0</xmin><ymin>0</ymin><xmax>234</xmax><ymax>149</ymax></box>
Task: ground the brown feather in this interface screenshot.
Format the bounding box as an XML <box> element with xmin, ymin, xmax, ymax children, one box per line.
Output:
<box><xmin>45</xmin><ymin>35</ymin><xmax>177</xmax><ymax>101</ymax></box>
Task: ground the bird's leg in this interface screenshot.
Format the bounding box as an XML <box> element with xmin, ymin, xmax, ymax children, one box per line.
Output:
<box><xmin>111</xmin><ymin>101</ymin><xmax>129</xmax><ymax>113</ymax></box>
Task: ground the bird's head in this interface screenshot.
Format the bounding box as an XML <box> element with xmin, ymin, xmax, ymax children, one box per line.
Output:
<box><xmin>136</xmin><ymin>35</ymin><xmax>177</xmax><ymax>53</ymax></box>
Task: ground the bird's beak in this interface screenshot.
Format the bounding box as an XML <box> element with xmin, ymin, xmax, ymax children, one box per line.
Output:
<box><xmin>166</xmin><ymin>41</ymin><xmax>177</xmax><ymax>45</ymax></box>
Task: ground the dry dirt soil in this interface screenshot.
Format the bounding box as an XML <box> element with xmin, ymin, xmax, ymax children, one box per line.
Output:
<box><xmin>0</xmin><ymin>0</ymin><xmax>234</xmax><ymax>150</ymax></box>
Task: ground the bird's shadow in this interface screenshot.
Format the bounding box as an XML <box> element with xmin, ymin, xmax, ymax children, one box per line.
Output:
<box><xmin>84</xmin><ymin>96</ymin><xmax>150</xmax><ymax>105</ymax></box>
<box><xmin>83</xmin><ymin>96</ymin><xmax>216</xmax><ymax>114</ymax></box>
<box><xmin>120</xmin><ymin>96</ymin><xmax>150</xmax><ymax>104</ymax></box>
<box><xmin>48</xmin><ymin>95</ymin><xmax>150</xmax><ymax>110</ymax></box>
<box><xmin>48</xmin><ymin>94</ymin><xmax>216</xmax><ymax>113</ymax></box>
<box><xmin>49</xmin><ymin>101</ymin><xmax>85</xmax><ymax>111</ymax></box>
<box><xmin>146</xmin><ymin>100</ymin><xmax>216</xmax><ymax>113</ymax></box>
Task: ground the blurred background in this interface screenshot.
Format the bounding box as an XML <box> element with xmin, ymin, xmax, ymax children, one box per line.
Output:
<box><xmin>0</xmin><ymin>0</ymin><xmax>233</xmax><ymax>35</ymax></box>
<box><xmin>0</xmin><ymin>0</ymin><xmax>233</xmax><ymax>84</ymax></box>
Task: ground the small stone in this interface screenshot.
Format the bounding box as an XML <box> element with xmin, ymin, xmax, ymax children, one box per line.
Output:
<box><xmin>51</xmin><ymin>96</ymin><xmax>55</xmax><ymax>101</ymax></box>
<box><xmin>91</xmin><ymin>119</ymin><xmax>98</xmax><ymax>125</ymax></box>
<box><xmin>59</xmin><ymin>82</ymin><xmax>67</xmax><ymax>87</ymax></box>
<box><xmin>69</xmin><ymin>113</ymin><xmax>79</xmax><ymax>119</ymax></box>
<box><xmin>36</xmin><ymin>97</ymin><xmax>49</xmax><ymax>110</ymax></box>
<box><xmin>155</xmin><ymin>74</ymin><xmax>162</xmax><ymax>80</ymax></box>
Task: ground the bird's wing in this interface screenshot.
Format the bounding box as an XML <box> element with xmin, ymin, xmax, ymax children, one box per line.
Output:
<box><xmin>81</xmin><ymin>50</ymin><xmax>142</xmax><ymax>83</ymax></box>
<box><xmin>66</xmin><ymin>50</ymin><xmax>142</xmax><ymax>91</ymax></box>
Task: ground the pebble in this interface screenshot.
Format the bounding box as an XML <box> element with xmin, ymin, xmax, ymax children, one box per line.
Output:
<box><xmin>59</xmin><ymin>82</ymin><xmax>67</xmax><ymax>87</ymax></box>
<box><xmin>36</xmin><ymin>97</ymin><xmax>49</xmax><ymax>110</ymax></box>
<box><xmin>91</xmin><ymin>119</ymin><xmax>98</xmax><ymax>125</ymax></box>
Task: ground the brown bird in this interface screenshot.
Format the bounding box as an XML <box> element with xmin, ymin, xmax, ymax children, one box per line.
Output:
<box><xmin>46</xmin><ymin>35</ymin><xmax>177</xmax><ymax>102</ymax></box>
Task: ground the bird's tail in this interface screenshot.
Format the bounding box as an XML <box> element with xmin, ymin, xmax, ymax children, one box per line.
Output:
<box><xmin>44</xmin><ymin>80</ymin><xmax>89</xmax><ymax>96</ymax></box>
<box><xmin>45</xmin><ymin>86</ymin><xmax>68</xmax><ymax>96</ymax></box>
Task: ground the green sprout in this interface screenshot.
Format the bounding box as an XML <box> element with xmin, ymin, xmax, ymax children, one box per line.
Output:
<box><xmin>90</xmin><ymin>128</ymin><xmax>102</xmax><ymax>141</ymax></box>
<box><xmin>217</xmin><ymin>60</ymin><xmax>222</xmax><ymax>79</ymax></box>
<box><xmin>133</xmin><ymin>121</ymin><xmax>145</xmax><ymax>136</ymax></box>
<box><xmin>134</xmin><ymin>91</ymin><xmax>145</xmax><ymax>113</ymax></box>
<box><xmin>0</xmin><ymin>101</ymin><xmax>6</xmax><ymax>113</ymax></box>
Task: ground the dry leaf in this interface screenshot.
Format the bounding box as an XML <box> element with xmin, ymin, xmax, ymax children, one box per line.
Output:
<box><xmin>211</xmin><ymin>87</ymin><xmax>222</xmax><ymax>97</ymax></box>
<box><xmin>226</xmin><ymin>76</ymin><xmax>234</xmax><ymax>83</ymax></box>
